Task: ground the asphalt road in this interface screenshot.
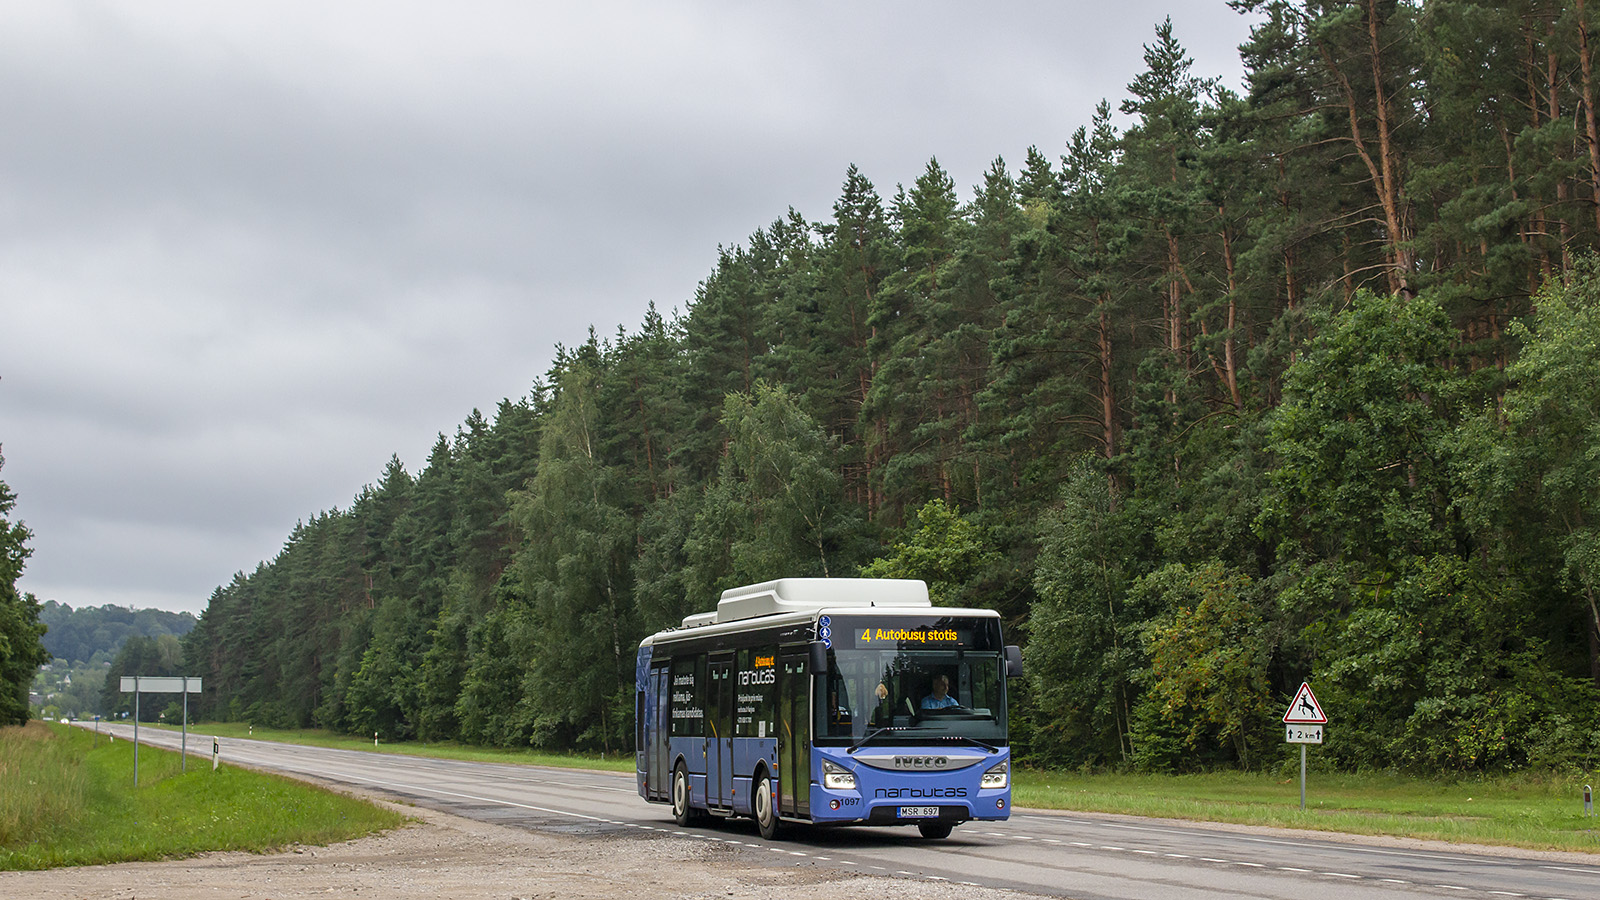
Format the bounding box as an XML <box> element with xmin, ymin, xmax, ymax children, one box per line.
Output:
<box><xmin>88</xmin><ymin>723</ymin><xmax>1599</xmax><ymax>900</ymax></box>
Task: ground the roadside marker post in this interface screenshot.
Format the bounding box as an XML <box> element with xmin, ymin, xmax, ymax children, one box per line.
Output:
<box><xmin>1586</xmin><ymin>784</ymin><xmax>1593</xmax><ymax>817</ymax></box>
<box><xmin>1282</xmin><ymin>682</ymin><xmax>1328</xmax><ymax>810</ymax></box>
<box><xmin>212</xmin><ymin>737</ymin><xmax>220</xmax><ymax>772</ymax></box>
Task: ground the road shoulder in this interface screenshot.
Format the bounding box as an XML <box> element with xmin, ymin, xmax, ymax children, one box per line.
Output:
<box><xmin>3</xmin><ymin>789</ymin><xmax>1053</xmax><ymax>900</ymax></box>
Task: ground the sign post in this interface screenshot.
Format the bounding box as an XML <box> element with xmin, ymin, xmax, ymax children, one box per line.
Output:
<box><xmin>119</xmin><ymin>676</ymin><xmax>202</xmax><ymax>786</ymax></box>
<box><xmin>1282</xmin><ymin>682</ymin><xmax>1327</xmax><ymax>810</ymax></box>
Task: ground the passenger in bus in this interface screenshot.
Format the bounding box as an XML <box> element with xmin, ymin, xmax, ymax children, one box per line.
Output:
<box><xmin>868</xmin><ymin>681</ymin><xmax>903</xmax><ymax>725</ymax></box>
<box><xmin>920</xmin><ymin>674</ymin><xmax>960</xmax><ymax>710</ymax></box>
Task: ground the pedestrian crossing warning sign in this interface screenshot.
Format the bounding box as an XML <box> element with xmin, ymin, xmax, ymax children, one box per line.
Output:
<box><xmin>1282</xmin><ymin>682</ymin><xmax>1327</xmax><ymax>724</ymax></box>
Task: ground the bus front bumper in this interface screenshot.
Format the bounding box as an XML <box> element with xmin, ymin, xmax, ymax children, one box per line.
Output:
<box><xmin>807</xmin><ymin>785</ymin><xmax>1011</xmax><ymax>825</ymax></box>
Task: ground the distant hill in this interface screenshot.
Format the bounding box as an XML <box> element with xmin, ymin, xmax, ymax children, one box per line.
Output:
<box><xmin>39</xmin><ymin>601</ymin><xmax>197</xmax><ymax>665</ymax></box>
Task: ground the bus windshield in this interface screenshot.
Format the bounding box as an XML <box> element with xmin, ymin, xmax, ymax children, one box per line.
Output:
<box><xmin>815</xmin><ymin>615</ymin><xmax>1007</xmax><ymax>745</ymax></box>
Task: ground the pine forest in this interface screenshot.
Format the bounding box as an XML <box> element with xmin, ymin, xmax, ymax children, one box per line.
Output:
<box><xmin>181</xmin><ymin>2</ymin><xmax>1600</xmax><ymax>773</ymax></box>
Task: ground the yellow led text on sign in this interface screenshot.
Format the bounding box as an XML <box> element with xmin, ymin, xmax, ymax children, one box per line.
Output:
<box><xmin>859</xmin><ymin>628</ymin><xmax>959</xmax><ymax>643</ymax></box>
<box><xmin>753</xmin><ymin>655</ymin><xmax>775</xmax><ymax>668</ymax></box>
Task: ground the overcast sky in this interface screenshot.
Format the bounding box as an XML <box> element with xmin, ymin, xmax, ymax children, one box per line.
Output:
<box><xmin>1</xmin><ymin>1</ymin><xmax>1260</xmax><ymax>617</ymax></box>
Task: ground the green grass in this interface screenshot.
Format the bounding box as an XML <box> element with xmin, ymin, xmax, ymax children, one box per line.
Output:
<box><xmin>1014</xmin><ymin>767</ymin><xmax>1600</xmax><ymax>854</ymax></box>
<box><xmin>0</xmin><ymin>721</ymin><xmax>407</xmax><ymax>870</ymax></box>
<box><xmin>169</xmin><ymin>722</ymin><xmax>636</xmax><ymax>772</ymax></box>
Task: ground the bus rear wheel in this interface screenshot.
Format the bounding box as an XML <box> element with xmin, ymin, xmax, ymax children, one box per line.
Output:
<box><xmin>754</xmin><ymin>772</ymin><xmax>780</xmax><ymax>840</ymax></box>
<box><xmin>671</xmin><ymin>765</ymin><xmax>697</xmax><ymax>826</ymax></box>
<box><xmin>917</xmin><ymin>821</ymin><xmax>953</xmax><ymax>840</ymax></box>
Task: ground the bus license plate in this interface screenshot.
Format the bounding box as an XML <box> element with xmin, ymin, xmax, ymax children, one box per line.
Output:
<box><xmin>898</xmin><ymin>806</ymin><xmax>940</xmax><ymax>818</ymax></box>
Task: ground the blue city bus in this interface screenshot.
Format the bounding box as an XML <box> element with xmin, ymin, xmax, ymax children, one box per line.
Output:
<box><xmin>635</xmin><ymin>578</ymin><xmax>1023</xmax><ymax>840</ymax></box>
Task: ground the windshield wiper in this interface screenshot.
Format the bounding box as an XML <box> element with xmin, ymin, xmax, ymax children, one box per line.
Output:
<box><xmin>848</xmin><ymin>726</ymin><xmax>910</xmax><ymax>753</ymax></box>
<box><xmin>935</xmin><ymin>734</ymin><xmax>998</xmax><ymax>753</ymax></box>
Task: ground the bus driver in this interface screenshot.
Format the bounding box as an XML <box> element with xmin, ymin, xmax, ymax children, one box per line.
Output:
<box><xmin>920</xmin><ymin>674</ymin><xmax>959</xmax><ymax>710</ymax></box>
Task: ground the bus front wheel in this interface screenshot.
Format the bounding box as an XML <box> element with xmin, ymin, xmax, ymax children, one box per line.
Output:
<box><xmin>671</xmin><ymin>765</ymin><xmax>697</xmax><ymax>826</ymax></box>
<box><xmin>753</xmin><ymin>772</ymin><xmax>780</xmax><ymax>840</ymax></box>
<box><xmin>917</xmin><ymin>821</ymin><xmax>953</xmax><ymax>839</ymax></box>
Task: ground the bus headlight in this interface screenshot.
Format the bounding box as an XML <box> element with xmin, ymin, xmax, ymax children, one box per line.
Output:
<box><xmin>981</xmin><ymin>760</ymin><xmax>1009</xmax><ymax>790</ymax></box>
<box><xmin>821</xmin><ymin>759</ymin><xmax>857</xmax><ymax>791</ymax></box>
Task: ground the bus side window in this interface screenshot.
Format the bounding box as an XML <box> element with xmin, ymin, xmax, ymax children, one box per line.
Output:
<box><xmin>671</xmin><ymin>656</ymin><xmax>701</xmax><ymax>738</ymax></box>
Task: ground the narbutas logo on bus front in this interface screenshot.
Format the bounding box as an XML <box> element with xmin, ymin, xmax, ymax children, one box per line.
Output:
<box><xmin>873</xmin><ymin>786</ymin><xmax>969</xmax><ymax>799</ymax></box>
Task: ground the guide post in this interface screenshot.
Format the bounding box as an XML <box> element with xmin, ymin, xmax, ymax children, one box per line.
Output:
<box><xmin>1282</xmin><ymin>682</ymin><xmax>1327</xmax><ymax>810</ymax></box>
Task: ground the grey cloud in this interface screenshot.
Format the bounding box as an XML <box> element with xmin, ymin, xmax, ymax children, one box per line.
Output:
<box><xmin>1</xmin><ymin>1</ymin><xmax>1260</xmax><ymax>614</ymax></box>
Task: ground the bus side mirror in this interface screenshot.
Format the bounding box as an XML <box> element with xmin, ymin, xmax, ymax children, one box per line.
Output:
<box><xmin>809</xmin><ymin>641</ymin><xmax>829</xmax><ymax>675</ymax></box>
<box><xmin>1004</xmin><ymin>645</ymin><xmax>1024</xmax><ymax>679</ymax></box>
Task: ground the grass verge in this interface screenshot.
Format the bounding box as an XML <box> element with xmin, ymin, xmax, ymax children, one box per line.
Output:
<box><xmin>0</xmin><ymin>721</ymin><xmax>407</xmax><ymax>870</ymax></box>
<box><xmin>1014</xmin><ymin>767</ymin><xmax>1600</xmax><ymax>854</ymax></box>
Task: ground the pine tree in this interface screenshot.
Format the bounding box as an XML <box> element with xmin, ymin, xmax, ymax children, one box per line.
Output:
<box><xmin>0</xmin><ymin>453</ymin><xmax>47</xmax><ymax>726</ymax></box>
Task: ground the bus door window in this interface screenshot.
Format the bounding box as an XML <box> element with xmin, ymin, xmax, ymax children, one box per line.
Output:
<box><xmin>778</xmin><ymin>648</ymin><xmax>809</xmax><ymax>817</ymax></box>
<box><xmin>707</xmin><ymin>654</ymin><xmax>735</xmax><ymax>808</ymax></box>
<box><xmin>649</xmin><ymin>662</ymin><xmax>670</xmax><ymax>799</ymax></box>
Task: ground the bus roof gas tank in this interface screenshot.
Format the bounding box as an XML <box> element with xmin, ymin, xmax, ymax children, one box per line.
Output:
<box><xmin>708</xmin><ymin>578</ymin><xmax>931</xmax><ymax>625</ymax></box>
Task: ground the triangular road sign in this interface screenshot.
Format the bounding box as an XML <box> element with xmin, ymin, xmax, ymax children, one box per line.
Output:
<box><xmin>1282</xmin><ymin>682</ymin><xmax>1327</xmax><ymax>724</ymax></box>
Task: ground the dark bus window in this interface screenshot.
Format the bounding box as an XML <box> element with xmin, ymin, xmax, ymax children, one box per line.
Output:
<box><xmin>670</xmin><ymin>655</ymin><xmax>703</xmax><ymax>737</ymax></box>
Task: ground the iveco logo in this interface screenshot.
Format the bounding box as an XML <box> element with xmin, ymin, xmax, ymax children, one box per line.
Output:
<box><xmin>853</xmin><ymin>751</ymin><xmax>984</xmax><ymax>772</ymax></box>
<box><xmin>894</xmin><ymin>756</ymin><xmax>950</xmax><ymax>769</ymax></box>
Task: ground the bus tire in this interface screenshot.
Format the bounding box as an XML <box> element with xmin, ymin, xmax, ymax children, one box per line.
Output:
<box><xmin>917</xmin><ymin>821</ymin><xmax>953</xmax><ymax>840</ymax></box>
<box><xmin>671</xmin><ymin>764</ymin><xmax>698</xmax><ymax>826</ymax></box>
<box><xmin>753</xmin><ymin>771</ymin><xmax>780</xmax><ymax>840</ymax></box>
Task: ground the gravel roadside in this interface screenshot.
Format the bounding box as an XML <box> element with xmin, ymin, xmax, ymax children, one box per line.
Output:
<box><xmin>1</xmin><ymin>795</ymin><xmax>1051</xmax><ymax>900</ymax></box>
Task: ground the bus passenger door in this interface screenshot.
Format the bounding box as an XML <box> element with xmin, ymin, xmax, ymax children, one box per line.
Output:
<box><xmin>707</xmin><ymin>654</ymin><xmax>735</xmax><ymax>809</ymax></box>
<box><xmin>778</xmin><ymin>649</ymin><xmax>810</xmax><ymax>818</ymax></box>
<box><xmin>648</xmin><ymin>663</ymin><xmax>669</xmax><ymax>800</ymax></box>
